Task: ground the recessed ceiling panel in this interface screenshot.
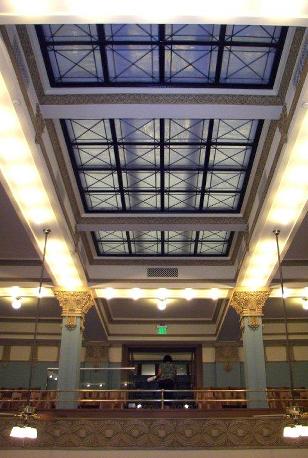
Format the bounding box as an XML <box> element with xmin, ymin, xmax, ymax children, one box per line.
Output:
<box><xmin>62</xmin><ymin>117</ymin><xmax>262</xmax><ymax>215</ymax></box>
<box><xmin>37</xmin><ymin>24</ymin><xmax>286</xmax><ymax>88</ymax></box>
<box><xmin>94</xmin><ymin>230</ymin><xmax>232</xmax><ymax>257</ymax></box>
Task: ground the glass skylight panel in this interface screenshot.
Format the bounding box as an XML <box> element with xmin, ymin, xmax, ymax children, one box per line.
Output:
<box><xmin>166</xmin><ymin>119</ymin><xmax>209</xmax><ymax>142</ymax></box>
<box><xmin>166</xmin><ymin>192</ymin><xmax>200</xmax><ymax>211</ymax></box>
<box><xmin>67</xmin><ymin>119</ymin><xmax>112</xmax><ymax>143</ymax></box>
<box><xmin>208</xmin><ymin>145</ymin><xmax>251</xmax><ymax>169</ymax></box>
<box><xmin>204</xmin><ymin>192</ymin><xmax>240</xmax><ymax>210</ymax></box>
<box><xmin>41</xmin><ymin>24</ymin><xmax>98</xmax><ymax>42</ymax></box>
<box><xmin>62</xmin><ymin>117</ymin><xmax>261</xmax><ymax>215</ymax></box>
<box><xmin>93</xmin><ymin>230</ymin><xmax>232</xmax><ymax>256</ymax></box>
<box><xmin>38</xmin><ymin>24</ymin><xmax>286</xmax><ymax>87</ymax></box>
<box><xmin>85</xmin><ymin>192</ymin><xmax>121</xmax><ymax>211</ymax></box>
<box><xmin>80</xmin><ymin>170</ymin><xmax>118</xmax><ymax>191</ymax></box>
<box><xmin>122</xmin><ymin>171</ymin><xmax>159</xmax><ymax>189</ymax></box>
<box><xmin>107</xmin><ymin>44</ymin><xmax>159</xmax><ymax>82</ymax></box>
<box><xmin>125</xmin><ymin>192</ymin><xmax>160</xmax><ymax>211</ymax></box>
<box><xmin>115</xmin><ymin>119</ymin><xmax>159</xmax><ymax>142</ymax></box>
<box><xmin>225</xmin><ymin>25</ymin><xmax>282</xmax><ymax>43</ymax></box>
<box><xmin>166</xmin><ymin>171</ymin><xmax>203</xmax><ymax>191</ymax></box>
<box><xmin>220</xmin><ymin>47</ymin><xmax>276</xmax><ymax>85</ymax></box>
<box><xmin>198</xmin><ymin>241</ymin><xmax>229</xmax><ymax>255</ymax></box>
<box><xmin>36</xmin><ymin>24</ymin><xmax>287</xmax><ymax>88</ymax></box>
<box><xmin>104</xmin><ymin>24</ymin><xmax>159</xmax><ymax>41</ymax></box>
<box><xmin>212</xmin><ymin>119</ymin><xmax>258</xmax><ymax>143</ymax></box>
<box><xmin>119</xmin><ymin>145</ymin><xmax>159</xmax><ymax>168</ymax></box>
<box><xmin>165</xmin><ymin>24</ymin><xmax>220</xmax><ymax>41</ymax></box>
<box><xmin>47</xmin><ymin>44</ymin><xmax>103</xmax><ymax>83</ymax></box>
<box><xmin>166</xmin><ymin>145</ymin><xmax>205</xmax><ymax>169</ymax></box>
<box><xmin>206</xmin><ymin>171</ymin><xmax>245</xmax><ymax>191</ymax></box>
<box><xmin>199</xmin><ymin>230</ymin><xmax>230</xmax><ymax>241</ymax></box>
<box><xmin>165</xmin><ymin>45</ymin><xmax>217</xmax><ymax>83</ymax></box>
<box><xmin>73</xmin><ymin>145</ymin><xmax>116</xmax><ymax>168</ymax></box>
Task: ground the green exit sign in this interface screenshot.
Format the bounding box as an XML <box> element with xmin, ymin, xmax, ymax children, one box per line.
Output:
<box><xmin>157</xmin><ymin>325</ymin><xmax>168</xmax><ymax>335</ymax></box>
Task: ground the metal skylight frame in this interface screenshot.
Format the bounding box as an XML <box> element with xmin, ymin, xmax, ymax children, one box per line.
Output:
<box><xmin>36</xmin><ymin>24</ymin><xmax>287</xmax><ymax>88</ymax></box>
<box><xmin>61</xmin><ymin>117</ymin><xmax>263</xmax><ymax>215</ymax></box>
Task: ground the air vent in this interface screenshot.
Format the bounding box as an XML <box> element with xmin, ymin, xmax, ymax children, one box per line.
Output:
<box><xmin>147</xmin><ymin>267</ymin><xmax>178</xmax><ymax>278</ymax></box>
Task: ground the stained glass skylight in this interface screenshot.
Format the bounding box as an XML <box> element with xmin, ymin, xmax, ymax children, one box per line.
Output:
<box><xmin>37</xmin><ymin>24</ymin><xmax>287</xmax><ymax>88</ymax></box>
<box><xmin>94</xmin><ymin>230</ymin><xmax>232</xmax><ymax>257</ymax></box>
<box><xmin>62</xmin><ymin>117</ymin><xmax>262</xmax><ymax>214</ymax></box>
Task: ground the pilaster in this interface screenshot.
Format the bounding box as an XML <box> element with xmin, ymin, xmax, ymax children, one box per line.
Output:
<box><xmin>230</xmin><ymin>288</ymin><xmax>270</xmax><ymax>408</ymax></box>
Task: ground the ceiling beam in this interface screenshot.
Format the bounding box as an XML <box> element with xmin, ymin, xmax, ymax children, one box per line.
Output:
<box><xmin>0</xmin><ymin>0</ymin><xmax>307</xmax><ymax>25</ymax></box>
<box><xmin>76</xmin><ymin>216</ymin><xmax>248</xmax><ymax>232</ymax></box>
<box><xmin>40</xmin><ymin>104</ymin><xmax>282</xmax><ymax>120</ymax></box>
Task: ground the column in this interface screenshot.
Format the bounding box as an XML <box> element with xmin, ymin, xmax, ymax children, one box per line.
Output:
<box><xmin>230</xmin><ymin>288</ymin><xmax>270</xmax><ymax>409</ymax></box>
<box><xmin>54</xmin><ymin>289</ymin><xmax>94</xmax><ymax>409</ymax></box>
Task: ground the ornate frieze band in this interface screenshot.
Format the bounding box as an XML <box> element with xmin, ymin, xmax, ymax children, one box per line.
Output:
<box><xmin>1</xmin><ymin>416</ymin><xmax>307</xmax><ymax>449</ymax></box>
<box><xmin>54</xmin><ymin>289</ymin><xmax>94</xmax><ymax>330</ymax></box>
<box><xmin>230</xmin><ymin>288</ymin><xmax>270</xmax><ymax>329</ymax></box>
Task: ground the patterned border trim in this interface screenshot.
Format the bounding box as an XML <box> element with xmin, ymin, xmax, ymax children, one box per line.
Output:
<box><xmin>1</xmin><ymin>417</ymin><xmax>307</xmax><ymax>449</ymax></box>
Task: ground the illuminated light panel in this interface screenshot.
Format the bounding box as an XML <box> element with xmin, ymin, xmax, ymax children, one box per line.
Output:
<box><xmin>0</xmin><ymin>73</ymin><xmax>83</xmax><ymax>289</ymax></box>
<box><xmin>3</xmin><ymin>0</ymin><xmax>307</xmax><ymax>23</ymax></box>
<box><xmin>239</xmin><ymin>108</ymin><xmax>308</xmax><ymax>288</ymax></box>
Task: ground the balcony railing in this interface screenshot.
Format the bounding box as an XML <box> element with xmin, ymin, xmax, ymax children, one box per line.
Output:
<box><xmin>0</xmin><ymin>388</ymin><xmax>308</xmax><ymax>410</ymax></box>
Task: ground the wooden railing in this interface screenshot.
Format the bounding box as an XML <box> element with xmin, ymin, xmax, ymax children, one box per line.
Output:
<box><xmin>0</xmin><ymin>388</ymin><xmax>308</xmax><ymax>410</ymax></box>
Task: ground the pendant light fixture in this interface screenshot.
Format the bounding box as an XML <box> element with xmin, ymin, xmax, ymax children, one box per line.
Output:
<box><xmin>10</xmin><ymin>229</ymin><xmax>51</xmax><ymax>440</ymax></box>
<box><xmin>273</xmin><ymin>229</ymin><xmax>308</xmax><ymax>438</ymax></box>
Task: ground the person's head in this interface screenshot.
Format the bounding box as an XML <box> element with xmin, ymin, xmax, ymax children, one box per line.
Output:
<box><xmin>163</xmin><ymin>354</ymin><xmax>173</xmax><ymax>363</ymax></box>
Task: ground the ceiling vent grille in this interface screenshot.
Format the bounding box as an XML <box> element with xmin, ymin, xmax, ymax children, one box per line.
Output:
<box><xmin>147</xmin><ymin>267</ymin><xmax>178</xmax><ymax>278</ymax></box>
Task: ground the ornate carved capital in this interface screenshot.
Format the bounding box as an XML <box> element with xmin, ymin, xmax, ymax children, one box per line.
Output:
<box><xmin>230</xmin><ymin>288</ymin><xmax>270</xmax><ymax>329</ymax></box>
<box><xmin>54</xmin><ymin>289</ymin><xmax>94</xmax><ymax>330</ymax></box>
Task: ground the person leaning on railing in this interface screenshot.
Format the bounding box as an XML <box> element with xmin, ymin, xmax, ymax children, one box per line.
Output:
<box><xmin>147</xmin><ymin>354</ymin><xmax>177</xmax><ymax>406</ymax></box>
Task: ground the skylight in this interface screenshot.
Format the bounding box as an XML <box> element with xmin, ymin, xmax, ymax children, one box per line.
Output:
<box><xmin>37</xmin><ymin>24</ymin><xmax>287</xmax><ymax>88</ymax></box>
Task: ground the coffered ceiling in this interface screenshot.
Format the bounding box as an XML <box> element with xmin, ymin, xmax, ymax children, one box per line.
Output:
<box><xmin>0</xmin><ymin>8</ymin><xmax>307</xmax><ymax>343</ymax></box>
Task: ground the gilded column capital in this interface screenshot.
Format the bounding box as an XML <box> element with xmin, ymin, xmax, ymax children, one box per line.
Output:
<box><xmin>54</xmin><ymin>289</ymin><xmax>94</xmax><ymax>330</ymax></box>
<box><xmin>230</xmin><ymin>288</ymin><xmax>270</xmax><ymax>330</ymax></box>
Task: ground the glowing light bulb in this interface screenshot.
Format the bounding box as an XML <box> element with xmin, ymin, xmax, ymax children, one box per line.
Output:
<box><xmin>12</xmin><ymin>297</ymin><xmax>22</xmax><ymax>309</ymax></box>
<box><xmin>10</xmin><ymin>286</ymin><xmax>20</xmax><ymax>297</ymax></box>
<box><xmin>209</xmin><ymin>288</ymin><xmax>220</xmax><ymax>301</ymax></box>
<box><xmin>104</xmin><ymin>287</ymin><xmax>116</xmax><ymax>300</ymax></box>
<box><xmin>156</xmin><ymin>288</ymin><xmax>168</xmax><ymax>300</ymax></box>
<box><xmin>137</xmin><ymin>403</ymin><xmax>142</xmax><ymax>409</ymax></box>
<box><xmin>157</xmin><ymin>300</ymin><xmax>167</xmax><ymax>311</ymax></box>
<box><xmin>183</xmin><ymin>288</ymin><xmax>195</xmax><ymax>301</ymax></box>
<box><xmin>302</xmin><ymin>299</ymin><xmax>308</xmax><ymax>311</ymax></box>
<box><xmin>130</xmin><ymin>288</ymin><xmax>143</xmax><ymax>301</ymax></box>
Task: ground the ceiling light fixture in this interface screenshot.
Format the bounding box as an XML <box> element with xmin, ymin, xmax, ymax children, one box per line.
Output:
<box><xmin>104</xmin><ymin>287</ymin><xmax>116</xmax><ymax>300</ymax></box>
<box><xmin>11</xmin><ymin>297</ymin><xmax>22</xmax><ymax>310</ymax></box>
<box><xmin>10</xmin><ymin>229</ymin><xmax>51</xmax><ymax>440</ymax></box>
<box><xmin>302</xmin><ymin>298</ymin><xmax>308</xmax><ymax>311</ymax></box>
<box><xmin>156</xmin><ymin>288</ymin><xmax>169</xmax><ymax>301</ymax></box>
<box><xmin>210</xmin><ymin>288</ymin><xmax>220</xmax><ymax>301</ymax></box>
<box><xmin>273</xmin><ymin>230</ymin><xmax>308</xmax><ymax>438</ymax></box>
<box><xmin>130</xmin><ymin>288</ymin><xmax>143</xmax><ymax>301</ymax></box>
<box><xmin>183</xmin><ymin>288</ymin><xmax>195</xmax><ymax>301</ymax></box>
<box><xmin>157</xmin><ymin>300</ymin><xmax>167</xmax><ymax>311</ymax></box>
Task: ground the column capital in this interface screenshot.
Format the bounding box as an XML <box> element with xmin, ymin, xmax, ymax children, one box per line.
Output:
<box><xmin>54</xmin><ymin>289</ymin><xmax>94</xmax><ymax>329</ymax></box>
<box><xmin>230</xmin><ymin>288</ymin><xmax>270</xmax><ymax>330</ymax></box>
